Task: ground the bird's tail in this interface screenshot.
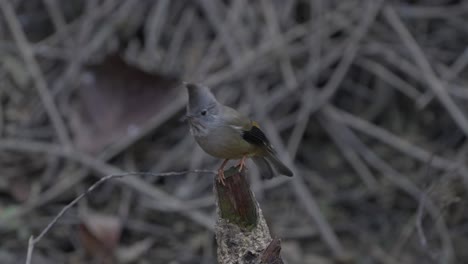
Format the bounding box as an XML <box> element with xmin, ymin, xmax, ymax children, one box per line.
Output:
<box><xmin>266</xmin><ymin>152</ymin><xmax>293</xmax><ymax>177</ymax></box>
<box><xmin>252</xmin><ymin>156</ymin><xmax>275</xmax><ymax>179</ymax></box>
<box><xmin>253</xmin><ymin>152</ymin><xmax>293</xmax><ymax>179</ymax></box>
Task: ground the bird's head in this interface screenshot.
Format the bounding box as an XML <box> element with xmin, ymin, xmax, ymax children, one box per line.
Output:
<box><xmin>184</xmin><ymin>83</ymin><xmax>221</xmax><ymax>132</ymax></box>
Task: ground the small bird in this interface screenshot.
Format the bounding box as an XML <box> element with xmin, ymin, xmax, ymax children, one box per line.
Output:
<box><xmin>185</xmin><ymin>83</ymin><xmax>293</xmax><ymax>184</ymax></box>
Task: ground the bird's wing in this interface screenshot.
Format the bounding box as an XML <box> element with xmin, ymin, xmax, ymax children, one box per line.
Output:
<box><xmin>222</xmin><ymin>105</ymin><xmax>274</xmax><ymax>152</ymax></box>
<box><xmin>222</xmin><ymin>106</ymin><xmax>251</xmax><ymax>127</ymax></box>
<box><xmin>241</xmin><ymin>123</ymin><xmax>270</xmax><ymax>147</ymax></box>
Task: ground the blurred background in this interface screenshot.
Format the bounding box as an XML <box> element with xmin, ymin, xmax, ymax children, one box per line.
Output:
<box><xmin>1</xmin><ymin>0</ymin><xmax>468</xmax><ymax>263</ymax></box>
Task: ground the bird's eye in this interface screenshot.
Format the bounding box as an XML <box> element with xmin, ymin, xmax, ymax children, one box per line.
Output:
<box><xmin>201</xmin><ymin>110</ymin><xmax>207</xmax><ymax>116</ymax></box>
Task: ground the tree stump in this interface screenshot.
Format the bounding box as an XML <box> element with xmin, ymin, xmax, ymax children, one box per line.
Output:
<box><xmin>214</xmin><ymin>166</ymin><xmax>284</xmax><ymax>264</ymax></box>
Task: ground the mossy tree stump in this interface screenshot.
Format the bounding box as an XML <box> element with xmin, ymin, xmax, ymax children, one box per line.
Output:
<box><xmin>214</xmin><ymin>166</ymin><xmax>284</xmax><ymax>264</ymax></box>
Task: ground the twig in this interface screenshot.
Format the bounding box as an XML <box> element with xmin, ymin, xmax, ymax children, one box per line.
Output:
<box><xmin>356</xmin><ymin>58</ymin><xmax>421</xmax><ymax>100</ymax></box>
<box><xmin>0</xmin><ymin>0</ymin><xmax>72</xmax><ymax>147</ymax></box>
<box><xmin>246</xmin><ymin>88</ymin><xmax>348</xmax><ymax>260</ymax></box>
<box><xmin>50</xmin><ymin>0</ymin><xmax>132</xmax><ymax>96</ymax></box>
<box><xmin>42</xmin><ymin>0</ymin><xmax>71</xmax><ymax>46</ymax></box>
<box><xmin>0</xmin><ymin>139</ymin><xmax>215</xmax><ymax>230</ymax></box>
<box><xmin>25</xmin><ymin>236</ymin><xmax>33</xmax><ymax>264</ymax></box>
<box><xmin>318</xmin><ymin>112</ymin><xmax>378</xmax><ymax>191</ymax></box>
<box><xmin>364</xmin><ymin>41</ymin><xmax>468</xmax><ymax>110</ymax></box>
<box><xmin>416</xmin><ymin>191</ymin><xmax>428</xmax><ymax>248</ymax></box>
<box><xmin>416</xmin><ymin>46</ymin><xmax>468</xmax><ymax>107</ymax></box>
<box><xmin>395</xmin><ymin>2</ymin><xmax>468</xmax><ymax>19</ymax></box>
<box><xmin>145</xmin><ymin>0</ymin><xmax>170</xmax><ymax>61</ymax></box>
<box><xmin>199</xmin><ymin>0</ymin><xmax>240</xmax><ymax>63</ymax></box>
<box><xmin>33</xmin><ymin>173</ymin><xmax>124</xmax><ymax>244</ymax></box>
<box><xmin>307</xmin><ymin>0</ymin><xmax>383</xmax><ymax>114</ymax></box>
<box><xmin>165</xmin><ymin>8</ymin><xmax>196</xmax><ymax>72</ymax></box>
<box><xmin>328</xmin><ymin>106</ymin><xmax>468</xmax><ymax>178</ymax></box>
<box><xmin>0</xmin><ymin>88</ymin><xmax>3</xmax><ymax>137</ymax></box>
<box><xmin>204</xmin><ymin>24</ymin><xmax>308</xmax><ymax>86</ymax></box>
<box><xmin>384</xmin><ymin>6</ymin><xmax>468</xmax><ymax>137</ymax></box>
<box><xmin>416</xmin><ymin>157</ymin><xmax>436</xmax><ymax>251</ymax></box>
<box><xmin>22</xmin><ymin>168</ymin><xmax>217</xmax><ymax>264</ymax></box>
<box><xmin>286</xmin><ymin>0</ymin><xmax>382</xmax><ymax>158</ymax></box>
<box><xmin>321</xmin><ymin>110</ymin><xmax>455</xmax><ymax>263</ymax></box>
<box><xmin>261</xmin><ymin>0</ymin><xmax>297</xmax><ymax>91</ymax></box>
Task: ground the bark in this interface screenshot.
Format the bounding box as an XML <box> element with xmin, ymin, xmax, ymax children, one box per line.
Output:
<box><xmin>214</xmin><ymin>166</ymin><xmax>284</xmax><ymax>264</ymax></box>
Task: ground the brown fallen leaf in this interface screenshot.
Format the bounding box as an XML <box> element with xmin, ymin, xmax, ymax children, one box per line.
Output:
<box><xmin>71</xmin><ymin>55</ymin><xmax>179</xmax><ymax>154</ymax></box>
<box><xmin>78</xmin><ymin>211</ymin><xmax>122</xmax><ymax>264</ymax></box>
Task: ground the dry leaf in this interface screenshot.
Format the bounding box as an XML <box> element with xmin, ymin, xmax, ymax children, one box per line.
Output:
<box><xmin>71</xmin><ymin>55</ymin><xmax>179</xmax><ymax>154</ymax></box>
<box><xmin>78</xmin><ymin>211</ymin><xmax>122</xmax><ymax>264</ymax></box>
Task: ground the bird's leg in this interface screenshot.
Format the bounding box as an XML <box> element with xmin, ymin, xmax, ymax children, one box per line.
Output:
<box><xmin>217</xmin><ymin>159</ymin><xmax>229</xmax><ymax>185</ymax></box>
<box><xmin>237</xmin><ymin>155</ymin><xmax>247</xmax><ymax>172</ymax></box>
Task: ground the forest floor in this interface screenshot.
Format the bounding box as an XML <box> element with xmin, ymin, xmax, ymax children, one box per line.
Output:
<box><xmin>0</xmin><ymin>1</ymin><xmax>467</xmax><ymax>263</ymax></box>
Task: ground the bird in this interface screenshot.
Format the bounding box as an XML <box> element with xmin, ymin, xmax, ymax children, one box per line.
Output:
<box><xmin>184</xmin><ymin>83</ymin><xmax>293</xmax><ymax>184</ymax></box>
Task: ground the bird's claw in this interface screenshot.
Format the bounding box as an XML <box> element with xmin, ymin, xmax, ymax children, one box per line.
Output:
<box><xmin>237</xmin><ymin>155</ymin><xmax>247</xmax><ymax>172</ymax></box>
<box><xmin>217</xmin><ymin>169</ymin><xmax>226</xmax><ymax>186</ymax></box>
